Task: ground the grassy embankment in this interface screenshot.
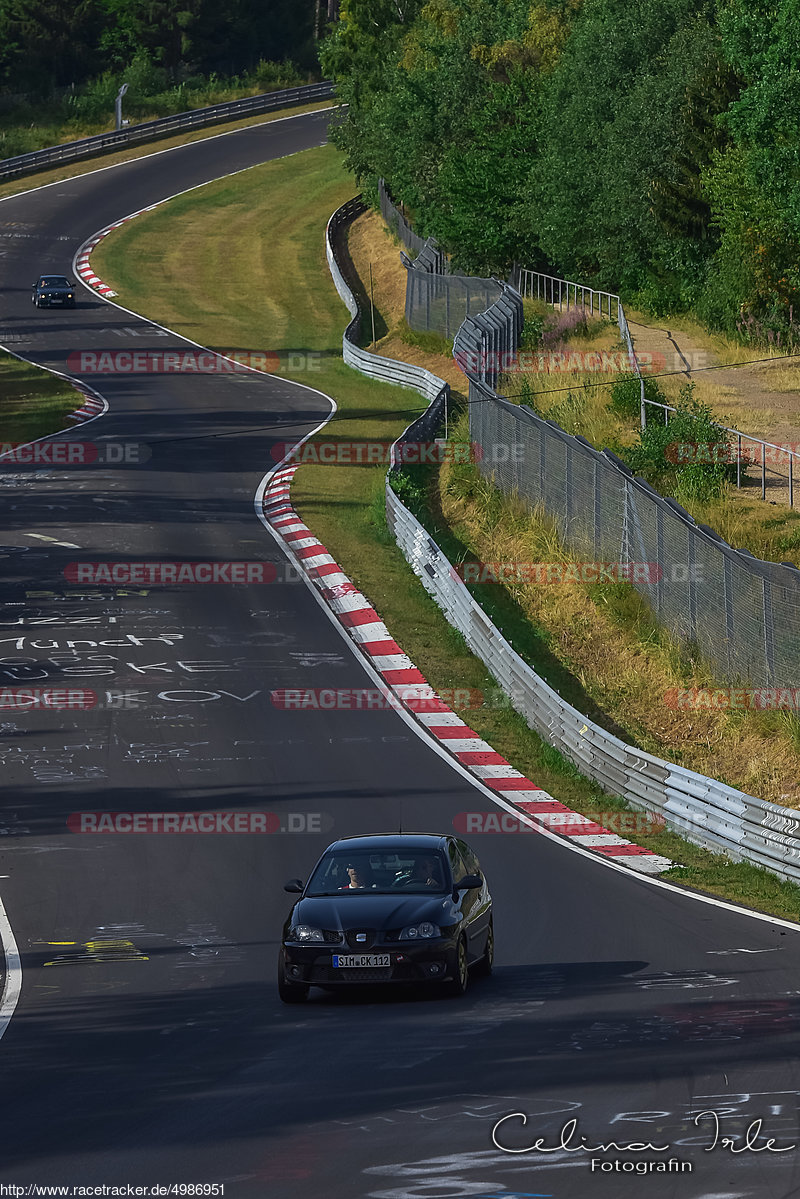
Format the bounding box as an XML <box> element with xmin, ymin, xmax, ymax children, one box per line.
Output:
<box><xmin>90</xmin><ymin>142</ymin><xmax>800</xmax><ymax>922</ymax></box>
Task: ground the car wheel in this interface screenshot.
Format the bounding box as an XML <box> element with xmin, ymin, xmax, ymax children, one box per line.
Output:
<box><xmin>445</xmin><ymin>936</ymin><xmax>469</xmax><ymax>997</ymax></box>
<box><xmin>473</xmin><ymin>919</ymin><xmax>493</xmax><ymax>978</ymax></box>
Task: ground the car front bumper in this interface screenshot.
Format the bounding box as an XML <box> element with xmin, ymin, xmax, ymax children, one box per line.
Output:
<box><xmin>281</xmin><ymin>942</ymin><xmax>457</xmax><ymax>986</ymax></box>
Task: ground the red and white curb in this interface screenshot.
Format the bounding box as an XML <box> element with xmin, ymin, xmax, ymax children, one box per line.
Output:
<box><xmin>74</xmin><ymin>206</ymin><xmax>158</xmax><ymax>298</ymax></box>
<box><xmin>66</xmin><ymin>381</ymin><xmax>105</xmax><ymax>423</ymax></box>
<box><xmin>263</xmin><ymin>465</ymin><xmax>673</xmax><ymax>875</ymax></box>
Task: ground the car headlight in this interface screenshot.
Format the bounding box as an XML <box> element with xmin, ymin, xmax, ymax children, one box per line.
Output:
<box><xmin>399</xmin><ymin>922</ymin><xmax>440</xmax><ymax>940</ymax></box>
<box><xmin>289</xmin><ymin>925</ymin><xmax>325</xmax><ymax>942</ymax></box>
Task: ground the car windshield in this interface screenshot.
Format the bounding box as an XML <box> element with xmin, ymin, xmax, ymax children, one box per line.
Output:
<box><xmin>305</xmin><ymin>849</ymin><xmax>449</xmax><ymax>896</ymax></box>
<box><xmin>40</xmin><ymin>277</ymin><xmax>70</xmax><ymax>287</ymax></box>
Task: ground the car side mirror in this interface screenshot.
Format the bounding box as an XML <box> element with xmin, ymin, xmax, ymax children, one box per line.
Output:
<box><xmin>455</xmin><ymin>874</ymin><xmax>482</xmax><ymax>891</ymax></box>
<box><xmin>283</xmin><ymin>879</ymin><xmax>304</xmax><ymax>894</ymax></box>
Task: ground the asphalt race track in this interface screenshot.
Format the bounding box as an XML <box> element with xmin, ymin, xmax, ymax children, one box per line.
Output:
<box><xmin>1</xmin><ymin>108</ymin><xmax>800</xmax><ymax>1199</ymax></box>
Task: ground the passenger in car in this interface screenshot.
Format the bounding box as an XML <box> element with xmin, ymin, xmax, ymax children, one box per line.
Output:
<box><xmin>340</xmin><ymin>863</ymin><xmax>376</xmax><ymax>889</ymax></box>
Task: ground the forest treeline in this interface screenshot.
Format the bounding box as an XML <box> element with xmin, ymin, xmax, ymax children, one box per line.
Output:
<box><xmin>322</xmin><ymin>0</ymin><xmax>800</xmax><ymax>338</ymax></box>
<box><xmin>0</xmin><ymin>0</ymin><xmax>318</xmax><ymax>94</ymax></box>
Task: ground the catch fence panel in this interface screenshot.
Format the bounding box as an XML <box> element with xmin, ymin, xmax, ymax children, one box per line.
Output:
<box><xmin>469</xmin><ymin>380</ymin><xmax>800</xmax><ymax>687</ymax></box>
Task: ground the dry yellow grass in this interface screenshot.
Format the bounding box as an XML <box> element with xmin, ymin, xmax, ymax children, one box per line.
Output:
<box><xmin>346</xmin><ymin>209</ymin><xmax>468</xmax><ymax>393</ymax></box>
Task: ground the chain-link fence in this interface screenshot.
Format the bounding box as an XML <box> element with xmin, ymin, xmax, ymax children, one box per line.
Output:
<box><xmin>380</xmin><ymin>179</ymin><xmax>504</xmax><ymax>339</ymax></box>
<box><xmin>404</xmin><ymin>268</ymin><xmax>505</xmax><ymax>340</ymax></box>
<box><xmin>469</xmin><ymin>379</ymin><xmax>800</xmax><ymax>688</ymax></box>
<box><xmin>378</xmin><ymin>179</ymin><xmax>431</xmax><ymax>259</ymax></box>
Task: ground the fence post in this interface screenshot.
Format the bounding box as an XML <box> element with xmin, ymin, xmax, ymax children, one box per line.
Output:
<box><xmin>723</xmin><ymin>554</ymin><xmax>735</xmax><ymax>677</ymax></box>
<box><xmin>688</xmin><ymin>531</ymin><xmax>697</xmax><ymax>645</ymax></box>
<box><xmin>565</xmin><ymin>442</ymin><xmax>573</xmax><ymax>527</ymax></box>
<box><xmin>655</xmin><ymin>504</ymin><xmax>664</xmax><ymax>620</ymax></box>
<box><xmin>763</xmin><ymin>578</ymin><xmax>776</xmax><ymax>686</ymax></box>
<box><xmin>594</xmin><ymin>458</ymin><xmax>602</xmax><ymax>558</ymax></box>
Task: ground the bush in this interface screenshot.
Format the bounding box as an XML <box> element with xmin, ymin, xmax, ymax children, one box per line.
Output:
<box><xmin>623</xmin><ymin>382</ymin><xmax>736</xmax><ymax>501</ymax></box>
<box><xmin>389</xmin><ymin>465</ymin><xmax>428</xmax><ymax>517</ymax></box>
<box><xmin>608</xmin><ymin>372</ymin><xmax>665</xmax><ymax>421</ymax></box>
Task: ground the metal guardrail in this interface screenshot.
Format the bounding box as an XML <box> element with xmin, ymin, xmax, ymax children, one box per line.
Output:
<box><xmin>0</xmin><ymin>81</ymin><xmax>335</xmax><ymax>182</ymax></box>
<box><xmin>325</xmin><ymin>194</ymin><xmax>800</xmax><ymax>885</ymax></box>
<box><xmin>325</xmin><ymin>197</ymin><xmax>448</xmax><ymax>404</ymax></box>
<box><xmin>386</xmin><ymin>486</ymin><xmax>800</xmax><ymax>883</ymax></box>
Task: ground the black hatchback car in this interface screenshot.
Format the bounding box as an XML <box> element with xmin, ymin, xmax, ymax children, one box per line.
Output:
<box><xmin>278</xmin><ymin>833</ymin><xmax>493</xmax><ymax>1002</ymax></box>
<box><xmin>32</xmin><ymin>275</ymin><xmax>76</xmax><ymax>308</ymax></box>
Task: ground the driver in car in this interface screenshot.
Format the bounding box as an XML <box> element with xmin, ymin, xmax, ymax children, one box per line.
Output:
<box><xmin>394</xmin><ymin>855</ymin><xmax>442</xmax><ymax>888</ymax></box>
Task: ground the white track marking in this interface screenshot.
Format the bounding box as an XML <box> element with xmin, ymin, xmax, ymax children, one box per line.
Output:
<box><xmin>0</xmin><ymin>893</ymin><xmax>21</xmax><ymax>1043</ymax></box>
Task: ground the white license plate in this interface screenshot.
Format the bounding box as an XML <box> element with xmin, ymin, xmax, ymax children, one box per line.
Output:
<box><xmin>332</xmin><ymin>953</ymin><xmax>391</xmax><ymax>968</ymax></box>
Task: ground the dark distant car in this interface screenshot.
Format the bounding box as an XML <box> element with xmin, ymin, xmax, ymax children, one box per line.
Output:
<box><xmin>32</xmin><ymin>275</ymin><xmax>76</xmax><ymax>308</ymax></box>
<box><xmin>278</xmin><ymin>833</ymin><xmax>493</xmax><ymax>1003</ymax></box>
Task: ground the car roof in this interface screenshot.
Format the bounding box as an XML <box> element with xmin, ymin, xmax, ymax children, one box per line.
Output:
<box><xmin>323</xmin><ymin>833</ymin><xmax>450</xmax><ymax>854</ymax></box>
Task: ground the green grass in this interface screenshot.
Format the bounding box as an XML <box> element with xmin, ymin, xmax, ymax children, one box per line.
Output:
<box><xmin>90</xmin><ymin>140</ymin><xmax>800</xmax><ymax>924</ymax></box>
<box><xmin>0</xmin><ymin>351</ymin><xmax>81</xmax><ymax>445</ymax></box>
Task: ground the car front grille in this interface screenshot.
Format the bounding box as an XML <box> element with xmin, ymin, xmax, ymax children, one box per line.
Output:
<box><xmin>344</xmin><ymin>928</ymin><xmax>377</xmax><ymax>949</ymax></box>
